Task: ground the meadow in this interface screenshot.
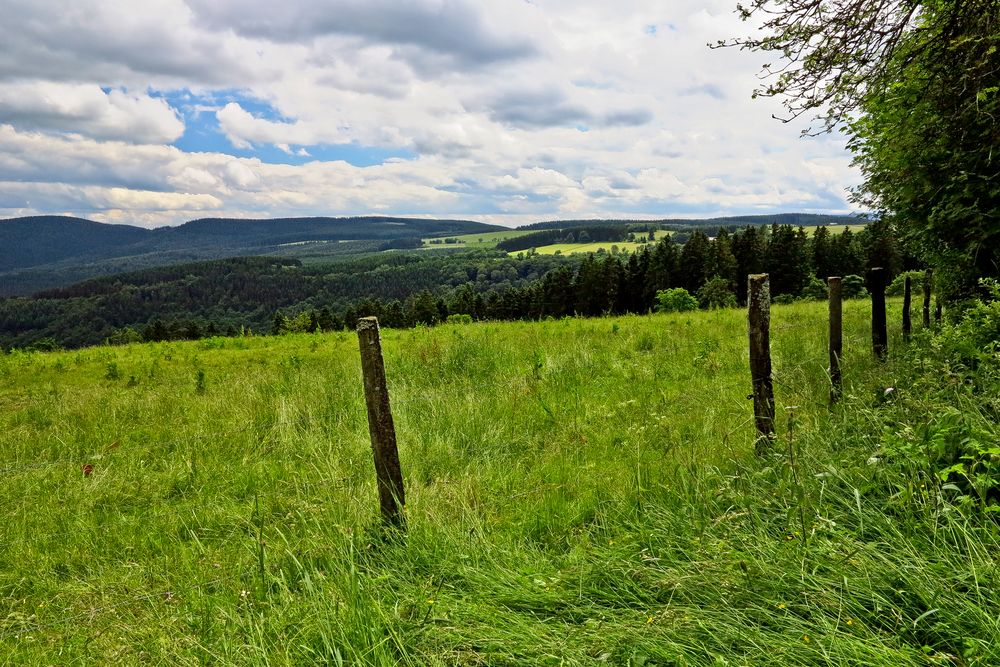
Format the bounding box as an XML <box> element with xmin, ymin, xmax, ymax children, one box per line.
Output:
<box><xmin>1</xmin><ymin>298</ymin><xmax>997</xmax><ymax>665</ymax></box>
<box><xmin>421</xmin><ymin>230</ymin><xmax>535</xmax><ymax>248</ymax></box>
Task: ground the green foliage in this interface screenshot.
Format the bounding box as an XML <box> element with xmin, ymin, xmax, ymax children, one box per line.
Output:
<box><xmin>654</xmin><ymin>287</ymin><xmax>697</xmax><ymax>313</ymax></box>
<box><xmin>0</xmin><ymin>222</ymin><xmax>893</xmax><ymax>349</ymax></box>
<box><xmin>696</xmin><ymin>276</ymin><xmax>738</xmax><ymax>309</ymax></box>
<box><xmin>928</xmin><ymin>279</ymin><xmax>1000</xmax><ymax>378</ymax></box>
<box><xmin>730</xmin><ymin>0</ymin><xmax>999</xmax><ymax>292</ymax></box>
<box><xmin>800</xmin><ymin>276</ymin><xmax>828</xmax><ymax>300</ymax></box>
<box><xmin>887</xmin><ymin>270</ymin><xmax>927</xmax><ymax>297</ymax></box>
<box><xmin>848</xmin><ymin>6</ymin><xmax>1000</xmax><ymax>294</ymax></box>
<box><xmin>842</xmin><ymin>274</ymin><xmax>868</xmax><ymax>299</ymax></box>
<box><xmin>106</xmin><ymin>327</ymin><xmax>143</xmax><ymax>346</ymax></box>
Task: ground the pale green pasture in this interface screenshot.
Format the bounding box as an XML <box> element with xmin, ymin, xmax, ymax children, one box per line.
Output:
<box><xmin>422</xmin><ymin>229</ymin><xmax>533</xmax><ymax>247</ymax></box>
<box><xmin>528</xmin><ymin>230</ymin><xmax>671</xmax><ymax>255</ymax></box>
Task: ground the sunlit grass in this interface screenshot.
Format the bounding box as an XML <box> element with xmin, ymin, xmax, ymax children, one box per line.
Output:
<box><xmin>0</xmin><ymin>298</ymin><xmax>996</xmax><ymax>664</ymax></box>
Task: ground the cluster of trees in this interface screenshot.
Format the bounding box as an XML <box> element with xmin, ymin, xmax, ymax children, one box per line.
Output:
<box><xmin>727</xmin><ymin>0</ymin><xmax>999</xmax><ymax>294</ymax></box>
<box><xmin>0</xmin><ymin>222</ymin><xmax>906</xmax><ymax>350</ymax></box>
<box><xmin>269</xmin><ymin>222</ymin><xmax>900</xmax><ymax>333</ymax></box>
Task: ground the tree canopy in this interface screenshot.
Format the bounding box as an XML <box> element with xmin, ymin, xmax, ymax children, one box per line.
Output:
<box><xmin>726</xmin><ymin>0</ymin><xmax>1000</xmax><ymax>293</ymax></box>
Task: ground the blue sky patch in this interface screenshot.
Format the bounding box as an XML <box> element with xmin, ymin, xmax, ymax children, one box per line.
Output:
<box><xmin>149</xmin><ymin>88</ymin><xmax>414</xmax><ymax>166</ymax></box>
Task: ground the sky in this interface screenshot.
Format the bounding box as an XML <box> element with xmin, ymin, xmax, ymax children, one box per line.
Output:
<box><xmin>0</xmin><ymin>0</ymin><xmax>862</xmax><ymax>228</ymax></box>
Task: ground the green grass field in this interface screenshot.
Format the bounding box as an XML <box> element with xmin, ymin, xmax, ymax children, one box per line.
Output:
<box><xmin>529</xmin><ymin>231</ymin><xmax>672</xmax><ymax>256</ymax></box>
<box><xmin>422</xmin><ymin>230</ymin><xmax>534</xmax><ymax>248</ymax></box>
<box><xmin>811</xmin><ymin>223</ymin><xmax>868</xmax><ymax>235</ymax></box>
<box><xmin>1</xmin><ymin>299</ymin><xmax>997</xmax><ymax>664</ymax></box>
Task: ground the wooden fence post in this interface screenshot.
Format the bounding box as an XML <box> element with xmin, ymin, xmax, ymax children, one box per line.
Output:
<box><xmin>357</xmin><ymin>317</ymin><xmax>406</xmax><ymax>530</ymax></box>
<box><xmin>748</xmin><ymin>274</ymin><xmax>775</xmax><ymax>450</ymax></box>
<box><xmin>902</xmin><ymin>275</ymin><xmax>912</xmax><ymax>342</ymax></box>
<box><xmin>922</xmin><ymin>269</ymin><xmax>932</xmax><ymax>328</ymax></box>
<box><xmin>828</xmin><ymin>276</ymin><xmax>842</xmax><ymax>403</ymax></box>
<box><xmin>935</xmin><ymin>296</ymin><xmax>942</xmax><ymax>324</ymax></box>
<box><xmin>869</xmin><ymin>267</ymin><xmax>888</xmax><ymax>361</ymax></box>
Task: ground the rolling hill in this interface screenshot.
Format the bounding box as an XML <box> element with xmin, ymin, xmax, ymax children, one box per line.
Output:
<box><xmin>0</xmin><ymin>215</ymin><xmax>505</xmax><ymax>296</ymax></box>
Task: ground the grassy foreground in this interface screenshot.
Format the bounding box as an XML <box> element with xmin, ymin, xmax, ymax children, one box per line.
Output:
<box><xmin>0</xmin><ymin>300</ymin><xmax>997</xmax><ymax>665</ymax></box>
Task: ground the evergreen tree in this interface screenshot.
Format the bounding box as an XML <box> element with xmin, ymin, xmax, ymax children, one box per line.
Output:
<box><xmin>766</xmin><ymin>224</ymin><xmax>811</xmax><ymax>296</ymax></box>
<box><xmin>679</xmin><ymin>230</ymin><xmax>711</xmax><ymax>294</ymax></box>
<box><xmin>731</xmin><ymin>225</ymin><xmax>767</xmax><ymax>304</ymax></box>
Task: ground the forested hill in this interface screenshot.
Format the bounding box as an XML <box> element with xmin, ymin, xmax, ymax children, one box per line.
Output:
<box><xmin>0</xmin><ymin>215</ymin><xmax>505</xmax><ymax>296</ymax></box>
<box><xmin>521</xmin><ymin>213</ymin><xmax>858</xmax><ymax>231</ymax></box>
<box><xmin>0</xmin><ymin>221</ymin><xmax>906</xmax><ymax>350</ymax></box>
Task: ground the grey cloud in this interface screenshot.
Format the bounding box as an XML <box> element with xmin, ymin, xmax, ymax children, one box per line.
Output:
<box><xmin>608</xmin><ymin>176</ymin><xmax>639</xmax><ymax>190</ymax></box>
<box><xmin>186</xmin><ymin>0</ymin><xmax>539</xmax><ymax>69</ymax></box>
<box><xmin>486</xmin><ymin>90</ymin><xmax>592</xmax><ymax>129</ymax></box>
<box><xmin>602</xmin><ymin>109</ymin><xmax>654</xmax><ymax>127</ymax></box>
<box><xmin>411</xmin><ymin>137</ymin><xmax>475</xmax><ymax>159</ymax></box>
<box><xmin>680</xmin><ymin>84</ymin><xmax>727</xmax><ymax>100</ymax></box>
<box><xmin>0</xmin><ymin>0</ymin><xmax>258</xmax><ymax>85</ymax></box>
<box><xmin>481</xmin><ymin>89</ymin><xmax>653</xmax><ymax>130</ymax></box>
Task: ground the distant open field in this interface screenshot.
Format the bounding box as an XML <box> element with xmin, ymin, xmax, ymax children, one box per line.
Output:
<box><xmin>422</xmin><ymin>230</ymin><xmax>533</xmax><ymax>248</ymax></box>
<box><xmin>813</xmin><ymin>223</ymin><xmax>868</xmax><ymax>235</ymax></box>
<box><xmin>528</xmin><ymin>230</ymin><xmax>672</xmax><ymax>255</ymax></box>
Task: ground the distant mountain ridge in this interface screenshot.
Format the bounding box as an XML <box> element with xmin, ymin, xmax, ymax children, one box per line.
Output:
<box><xmin>520</xmin><ymin>213</ymin><xmax>860</xmax><ymax>231</ymax></box>
<box><xmin>0</xmin><ymin>213</ymin><xmax>861</xmax><ymax>296</ymax></box>
<box><xmin>0</xmin><ymin>215</ymin><xmax>504</xmax><ymax>295</ymax></box>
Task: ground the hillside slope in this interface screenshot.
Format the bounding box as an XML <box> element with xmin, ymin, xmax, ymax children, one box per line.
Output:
<box><xmin>0</xmin><ymin>215</ymin><xmax>505</xmax><ymax>295</ymax></box>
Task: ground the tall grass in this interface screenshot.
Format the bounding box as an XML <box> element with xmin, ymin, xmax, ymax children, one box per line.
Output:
<box><xmin>0</xmin><ymin>299</ymin><xmax>996</xmax><ymax>664</ymax></box>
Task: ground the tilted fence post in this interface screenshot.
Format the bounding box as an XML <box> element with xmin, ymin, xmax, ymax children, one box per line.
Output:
<box><xmin>748</xmin><ymin>274</ymin><xmax>775</xmax><ymax>451</ymax></box>
<box><xmin>902</xmin><ymin>275</ymin><xmax>912</xmax><ymax>342</ymax></box>
<box><xmin>869</xmin><ymin>267</ymin><xmax>888</xmax><ymax>361</ymax></box>
<box><xmin>922</xmin><ymin>269</ymin><xmax>933</xmax><ymax>328</ymax></box>
<box><xmin>357</xmin><ymin>317</ymin><xmax>406</xmax><ymax>530</ymax></box>
<box><xmin>828</xmin><ymin>276</ymin><xmax>843</xmax><ymax>403</ymax></box>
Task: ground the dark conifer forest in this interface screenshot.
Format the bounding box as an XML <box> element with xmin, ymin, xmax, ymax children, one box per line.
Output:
<box><xmin>0</xmin><ymin>221</ymin><xmax>906</xmax><ymax>350</ymax></box>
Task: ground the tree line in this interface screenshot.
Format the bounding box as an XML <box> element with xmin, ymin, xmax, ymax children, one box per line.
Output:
<box><xmin>0</xmin><ymin>222</ymin><xmax>906</xmax><ymax>351</ymax></box>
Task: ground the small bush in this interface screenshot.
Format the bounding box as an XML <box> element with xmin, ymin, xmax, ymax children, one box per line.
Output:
<box><xmin>842</xmin><ymin>274</ymin><xmax>868</xmax><ymax>299</ymax></box>
<box><xmin>887</xmin><ymin>270</ymin><xmax>927</xmax><ymax>297</ymax></box>
<box><xmin>800</xmin><ymin>277</ymin><xmax>828</xmax><ymax>300</ymax></box>
<box><xmin>696</xmin><ymin>276</ymin><xmax>737</xmax><ymax>309</ymax></box>
<box><xmin>446</xmin><ymin>314</ymin><xmax>473</xmax><ymax>325</ymax></box>
<box><xmin>105</xmin><ymin>362</ymin><xmax>122</xmax><ymax>381</ymax></box>
<box><xmin>654</xmin><ymin>288</ymin><xmax>698</xmax><ymax>313</ymax></box>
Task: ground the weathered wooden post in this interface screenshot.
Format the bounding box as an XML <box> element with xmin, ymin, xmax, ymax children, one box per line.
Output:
<box><xmin>922</xmin><ymin>269</ymin><xmax>933</xmax><ymax>328</ymax></box>
<box><xmin>935</xmin><ymin>297</ymin><xmax>942</xmax><ymax>324</ymax></box>
<box><xmin>869</xmin><ymin>267</ymin><xmax>888</xmax><ymax>361</ymax></box>
<box><xmin>748</xmin><ymin>274</ymin><xmax>775</xmax><ymax>451</ymax></box>
<box><xmin>902</xmin><ymin>275</ymin><xmax>912</xmax><ymax>342</ymax></box>
<box><xmin>828</xmin><ymin>276</ymin><xmax>843</xmax><ymax>403</ymax></box>
<box><xmin>357</xmin><ymin>317</ymin><xmax>406</xmax><ymax>530</ymax></box>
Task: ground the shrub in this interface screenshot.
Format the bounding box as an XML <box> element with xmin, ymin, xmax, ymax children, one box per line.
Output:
<box><xmin>696</xmin><ymin>277</ymin><xmax>737</xmax><ymax>309</ymax></box>
<box><xmin>887</xmin><ymin>270</ymin><xmax>927</xmax><ymax>297</ymax></box>
<box><xmin>842</xmin><ymin>274</ymin><xmax>868</xmax><ymax>299</ymax></box>
<box><xmin>654</xmin><ymin>288</ymin><xmax>698</xmax><ymax>313</ymax></box>
<box><xmin>446</xmin><ymin>313</ymin><xmax>473</xmax><ymax>325</ymax></box>
<box><xmin>800</xmin><ymin>277</ymin><xmax>828</xmax><ymax>300</ymax></box>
